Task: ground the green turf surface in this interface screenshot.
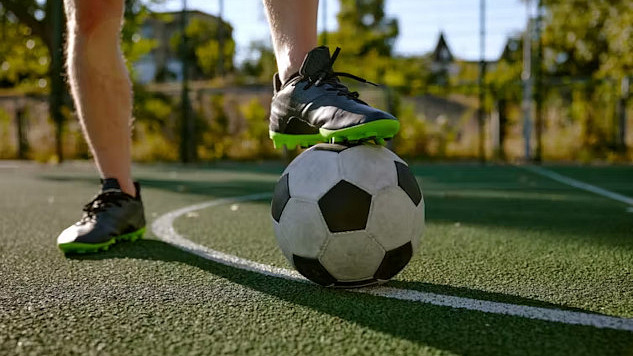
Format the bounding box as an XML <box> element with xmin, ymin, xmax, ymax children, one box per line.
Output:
<box><xmin>0</xmin><ymin>161</ymin><xmax>632</xmax><ymax>355</ymax></box>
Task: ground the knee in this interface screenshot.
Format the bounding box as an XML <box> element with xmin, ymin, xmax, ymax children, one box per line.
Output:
<box><xmin>66</xmin><ymin>0</ymin><xmax>124</xmax><ymax>36</ymax></box>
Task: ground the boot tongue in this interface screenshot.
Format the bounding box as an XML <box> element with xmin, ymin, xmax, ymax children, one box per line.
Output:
<box><xmin>100</xmin><ymin>178</ymin><xmax>123</xmax><ymax>194</ymax></box>
<box><xmin>299</xmin><ymin>46</ymin><xmax>332</xmax><ymax>79</ymax></box>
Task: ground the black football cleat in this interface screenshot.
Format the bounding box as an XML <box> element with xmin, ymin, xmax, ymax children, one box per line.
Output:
<box><xmin>269</xmin><ymin>46</ymin><xmax>399</xmax><ymax>149</ymax></box>
<box><xmin>57</xmin><ymin>178</ymin><xmax>146</xmax><ymax>254</ymax></box>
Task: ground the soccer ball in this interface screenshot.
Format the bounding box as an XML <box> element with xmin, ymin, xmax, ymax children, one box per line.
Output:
<box><xmin>271</xmin><ymin>143</ymin><xmax>424</xmax><ymax>287</ymax></box>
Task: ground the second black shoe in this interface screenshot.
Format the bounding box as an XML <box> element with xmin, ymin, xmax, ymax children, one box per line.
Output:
<box><xmin>269</xmin><ymin>46</ymin><xmax>399</xmax><ymax>149</ymax></box>
<box><xmin>57</xmin><ymin>178</ymin><xmax>146</xmax><ymax>254</ymax></box>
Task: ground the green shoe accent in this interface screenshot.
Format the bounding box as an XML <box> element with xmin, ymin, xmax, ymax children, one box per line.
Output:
<box><xmin>321</xmin><ymin>119</ymin><xmax>400</xmax><ymax>142</ymax></box>
<box><xmin>269</xmin><ymin>132</ymin><xmax>323</xmax><ymax>149</ymax></box>
<box><xmin>58</xmin><ymin>227</ymin><xmax>146</xmax><ymax>254</ymax></box>
<box><xmin>270</xmin><ymin>119</ymin><xmax>399</xmax><ymax>149</ymax></box>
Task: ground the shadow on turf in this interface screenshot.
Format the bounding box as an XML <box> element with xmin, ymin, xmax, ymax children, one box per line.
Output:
<box><xmin>43</xmin><ymin>165</ymin><xmax>633</xmax><ymax>248</ymax></box>
<box><xmin>41</xmin><ymin>175</ymin><xmax>277</xmax><ymax>199</ymax></box>
<box><xmin>69</xmin><ymin>239</ymin><xmax>633</xmax><ymax>355</ymax></box>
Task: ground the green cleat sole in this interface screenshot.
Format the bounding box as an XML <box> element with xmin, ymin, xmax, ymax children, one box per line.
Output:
<box><xmin>58</xmin><ymin>227</ymin><xmax>146</xmax><ymax>254</ymax></box>
<box><xmin>270</xmin><ymin>119</ymin><xmax>399</xmax><ymax>149</ymax></box>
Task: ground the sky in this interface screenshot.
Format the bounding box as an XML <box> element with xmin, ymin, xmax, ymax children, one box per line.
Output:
<box><xmin>151</xmin><ymin>0</ymin><xmax>533</xmax><ymax>63</ymax></box>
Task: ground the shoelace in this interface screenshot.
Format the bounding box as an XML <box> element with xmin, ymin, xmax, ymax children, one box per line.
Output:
<box><xmin>79</xmin><ymin>191</ymin><xmax>128</xmax><ymax>223</ymax></box>
<box><xmin>301</xmin><ymin>47</ymin><xmax>378</xmax><ymax>103</ymax></box>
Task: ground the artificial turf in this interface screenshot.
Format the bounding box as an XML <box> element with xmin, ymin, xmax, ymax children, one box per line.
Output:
<box><xmin>0</xmin><ymin>161</ymin><xmax>631</xmax><ymax>355</ymax></box>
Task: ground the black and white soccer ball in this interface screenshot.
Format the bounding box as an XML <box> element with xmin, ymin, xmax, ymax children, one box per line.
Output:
<box><xmin>271</xmin><ymin>143</ymin><xmax>424</xmax><ymax>287</ymax></box>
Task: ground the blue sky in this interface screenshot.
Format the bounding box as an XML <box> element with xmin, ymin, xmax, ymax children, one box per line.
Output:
<box><xmin>152</xmin><ymin>0</ymin><xmax>532</xmax><ymax>63</ymax></box>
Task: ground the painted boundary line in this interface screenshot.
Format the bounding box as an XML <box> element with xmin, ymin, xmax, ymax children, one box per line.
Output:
<box><xmin>151</xmin><ymin>193</ymin><xmax>633</xmax><ymax>332</ymax></box>
<box><xmin>521</xmin><ymin>165</ymin><xmax>633</xmax><ymax>206</ymax></box>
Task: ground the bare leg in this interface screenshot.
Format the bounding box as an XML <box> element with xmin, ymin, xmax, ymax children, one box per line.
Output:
<box><xmin>263</xmin><ymin>0</ymin><xmax>319</xmax><ymax>83</ymax></box>
<box><xmin>64</xmin><ymin>0</ymin><xmax>135</xmax><ymax>196</ymax></box>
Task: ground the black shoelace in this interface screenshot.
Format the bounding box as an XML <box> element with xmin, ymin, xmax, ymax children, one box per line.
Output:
<box><xmin>79</xmin><ymin>191</ymin><xmax>128</xmax><ymax>223</ymax></box>
<box><xmin>301</xmin><ymin>47</ymin><xmax>378</xmax><ymax>103</ymax></box>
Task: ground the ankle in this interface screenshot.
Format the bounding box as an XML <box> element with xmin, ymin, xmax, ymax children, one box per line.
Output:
<box><xmin>277</xmin><ymin>51</ymin><xmax>307</xmax><ymax>84</ymax></box>
<box><xmin>279</xmin><ymin>67</ymin><xmax>299</xmax><ymax>85</ymax></box>
<box><xmin>117</xmin><ymin>178</ymin><xmax>137</xmax><ymax>197</ymax></box>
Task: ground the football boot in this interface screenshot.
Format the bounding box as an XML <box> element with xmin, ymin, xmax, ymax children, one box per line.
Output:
<box><xmin>57</xmin><ymin>178</ymin><xmax>146</xmax><ymax>254</ymax></box>
<box><xmin>269</xmin><ymin>46</ymin><xmax>399</xmax><ymax>149</ymax></box>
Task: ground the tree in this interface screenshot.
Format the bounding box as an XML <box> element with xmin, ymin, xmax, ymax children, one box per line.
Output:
<box><xmin>239</xmin><ymin>41</ymin><xmax>277</xmax><ymax>83</ymax></box>
<box><xmin>170</xmin><ymin>14</ymin><xmax>235</xmax><ymax>80</ymax></box>
<box><xmin>318</xmin><ymin>0</ymin><xmax>399</xmax><ymax>84</ymax></box>
<box><xmin>0</xmin><ymin>9</ymin><xmax>49</xmax><ymax>91</ymax></box>
<box><xmin>1</xmin><ymin>0</ymin><xmax>161</xmax><ymax>161</ymax></box>
<box><xmin>541</xmin><ymin>0</ymin><xmax>633</xmax><ymax>157</ymax></box>
<box><xmin>328</xmin><ymin>0</ymin><xmax>398</xmax><ymax>57</ymax></box>
<box><xmin>0</xmin><ymin>0</ymin><xmax>160</xmax><ymax>67</ymax></box>
<box><xmin>542</xmin><ymin>0</ymin><xmax>633</xmax><ymax>78</ymax></box>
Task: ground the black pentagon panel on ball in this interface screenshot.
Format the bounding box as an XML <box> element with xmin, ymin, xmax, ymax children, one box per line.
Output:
<box><xmin>271</xmin><ymin>173</ymin><xmax>290</xmax><ymax>222</ymax></box>
<box><xmin>395</xmin><ymin>161</ymin><xmax>422</xmax><ymax>206</ymax></box>
<box><xmin>374</xmin><ymin>242</ymin><xmax>413</xmax><ymax>280</ymax></box>
<box><xmin>293</xmin><ymin>255</ymin><xmax>337</xmax><ymax>286</ymax></box>
<box><xmin>318</xmin><ymin>180</ymin><xmax>372</xmax><ymax>233</ymax></box>
<box><xmin>312</xmin><ymin>143</ymin><xmax>352</xmax><ymax>153</ymax></box>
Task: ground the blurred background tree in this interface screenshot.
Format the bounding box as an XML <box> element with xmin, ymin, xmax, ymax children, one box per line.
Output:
<box><xmin>320</xmin><ymin>0</ymin><xmax>399</xmax><ymax>84</ymax></box>
<box><xmin>170</xmin><ymin>15</ymin><xmax>235</xmax><ymax>80</ymax></box>
<box><xmin>0</xmin><ymin>0</ymin><xmax>631</xmax><ymax>162</ymax></box>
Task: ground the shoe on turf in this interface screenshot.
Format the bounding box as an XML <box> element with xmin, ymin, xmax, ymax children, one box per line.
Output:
<box><xmin>268</xmin><ymin>46</ymin><xmax>400</xmax><ymax>149</ymax></box>
<box><xmin>57</xmin><ymin>178</ymin><xmax>146</xmax><ymax>254</ymax></box>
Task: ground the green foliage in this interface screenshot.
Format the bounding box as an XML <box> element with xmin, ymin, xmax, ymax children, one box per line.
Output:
<box><xmin>131</xmin><ymin>85</ymin><xmax>179</xmax><ymax>161</ymax></box>
<box><xmin>542</xmin><ymin>0</ymin><xmax>633</xmax><ymax>78</ymax></box>
<box><xmin>488</xmin><ymin>61</ymin><xmax>522</xmax><ymax>96</ymax></box>
<box><xmin>317</xmin><ymin>0</ymin><xmax>401</xmax><ymax>85</ymax></box>
<box><xmin>198</xmin><ymin>95</ymin><xmax>232</xmax><ymax>160</ymax></box>
<box><xmin>0</xmin><ymin>108</ymin><xmax>13</xmax><ymax>157</ymax></box>
<box><xmin>0</xmin><ymin>0</ymin><xmax>158</xmax><ymax>90</ymax></box>
<box><xmin>392</xmin><ymin>101</ymin><xmax>429</xmax><ymax>158</ymax></box>
<box><xmin>121</xmin><ymin>6</ymin><xmax>157</xmax><ymax>78</ymax></box>
<box><xmin>330</xmin><ymin>0</ymin><xmax>398</xmax><ymax>57</ymax></box>
<box><xmin>236</xmin><ymin>98</ymin><xmax>277</xmax><ymax>159</ymax></box>
<box><xmin>171</xmin><ymin>16</ymin><xmax>235</xmax><ymax>79</ymax></box>
<box><xmin>0</xmin><ymin>14</ymin><xmax>49</xmax><ymax>92</ymax></box>
<box><xmin>240</xmin><ymin>41</ymin><xmax>277</xmax><ymax>83</ymax></box>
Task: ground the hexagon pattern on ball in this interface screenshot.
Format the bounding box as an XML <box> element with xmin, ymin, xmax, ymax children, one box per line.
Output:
<box><xmin>319</xmin><ymin>231</ymin><xmax>385</xmax><ymax>282</ymax></box>
<box><xmin>277</xmin><ymin>199</ymin><xmax>329</xmax><ymax>258</ymax></box>
<box><xmin>411</xmin><ymin>200</ymin><xmax>425</xmax><ymax>252</ymax></box>
<box><xmin>318</xmin><ymin>180</ymin><xmax>372</xmax><ymax>233</ymax></box>
<box><xmin>366</xmin><ymin>186</ymin><xmax>417</xmax><ymax>251</ymax></box>
<box><xmin>272</xmin><ymin>221</ymin><xmax>293</xmax><ymax>262</ymax></box>
<box><xmin>270</xmin><ymin>143</ymin><xmax>424</xmax><ymax>288</ymax></box>
<box><xmin>395</xmin><ymin>161</ymin><xmax>422</xmax><ymax>206</ymax></box>
<box><xmin>271</xmin><ymin>174</ymin><xmax>290</xmax><ymax>223</ymax></box>
<box><xmin>339</xmin><ymin>144</ymin><xmax>399</xmax><ymax>194</ymax></box>
<box><xmin>287</xmin><ymin>148</ymin><xmax>340</xmax><ymax>201</ymax></box>
<box><xmin>292</xmin><ymin>255</ymin><xmax>337</xmax><ymax>286</ymax></box>
<box><xmin>374</xmin><ymin>242</ymin><xmax>413</xmax><ymax>280</ymax></box>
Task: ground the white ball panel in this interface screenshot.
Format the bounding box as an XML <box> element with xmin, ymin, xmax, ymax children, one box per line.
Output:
<box><xmin>411</xmin><ymin>198</ymin><xmax>425</xmax><ymax>253</ymax></box>
<box><xmin>277</xmin><ymin>198</ymin><xmax>329</xmax><ymax>258</ymax></box>
<box><xmin>382</xmin><ymin>146</ymin><xmax>407</xmax><ymax>165</ymax></box>
<box><xmin>272</xmin><ymin>219</ymin><xmax>293</xmax><ymax>263</ymax></box>
<box><xmin>286</xmin><ymin>149</ymin><xmax>341</xmax><ymax>201</ymax></box>
<box><xmin>319</xmin><ymin>231</ymin><xmax>385</xmax><ymax>281</ymax></box>
<box><xmin>366</xmin><ymin>186</ymin><xmax>417</xmax><ymax>251</ymax></box>
<box><xmin>339</xmin><ymin>145</ymin><xmax>398</xmax><ymax>194</ymax></box>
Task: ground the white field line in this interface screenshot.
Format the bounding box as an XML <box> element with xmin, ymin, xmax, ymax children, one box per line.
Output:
<box><xmin>521</xmin><ymin>165</ymin><xmax>633</xmax><ymax>206</ymax></box>
<box><xmin>151</xmin><ymin>194</ymin><xmax>633</xmax><ymax>332</ymax></box>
